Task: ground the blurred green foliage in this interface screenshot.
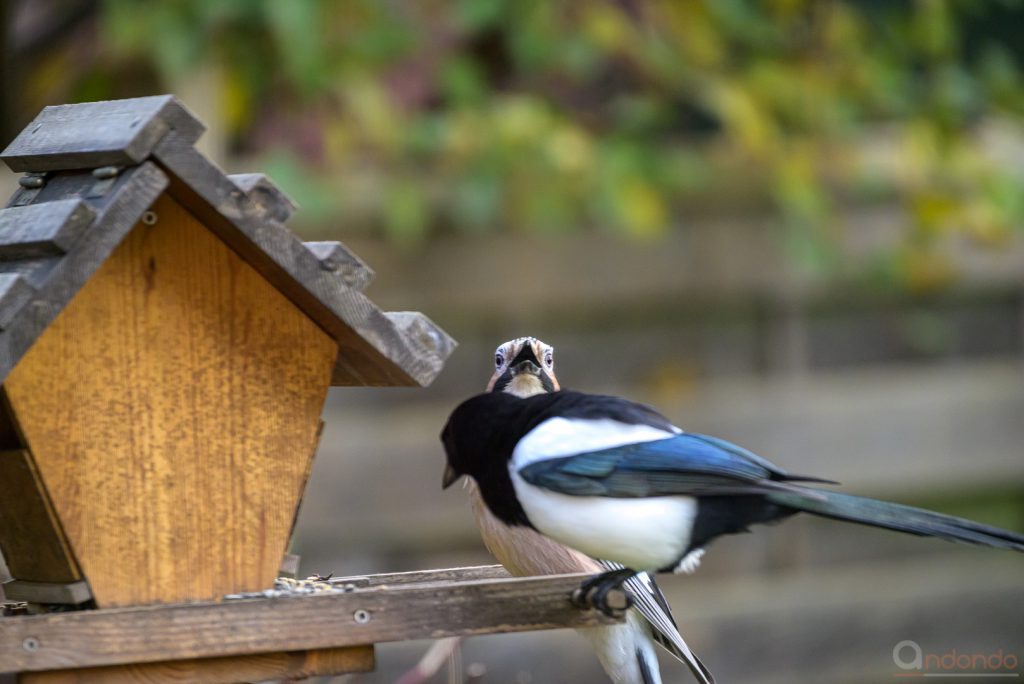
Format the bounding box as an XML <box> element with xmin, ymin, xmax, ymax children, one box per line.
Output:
<box><xmin>12</xmin><ymin>0</ymin><xmax>1024</xmax><ymax>280</ymax></box>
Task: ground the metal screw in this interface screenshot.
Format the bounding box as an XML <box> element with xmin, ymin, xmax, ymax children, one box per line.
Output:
<box><xmin>92</xmin><ymin>166</ymin><xmax>121</xmax><ymax>179</ymax></box>
<box><xmin>142</xmin><ymin>211</ymin><xmax>158</xmax><ymax>225</ymax></box>
<box><xmin>353</xmin><ymin>609</ymin><xmax>371</xmax><ymax>624</ymax></box>
<box><xmin>18</xmin><ymin>175</ymin><xmax>44</xmax><ymax>189</ymax></box>
<box><xmin>22</xmin><ymin>637</ymin><xmax>39</xmax><ymax>652</ymax></box>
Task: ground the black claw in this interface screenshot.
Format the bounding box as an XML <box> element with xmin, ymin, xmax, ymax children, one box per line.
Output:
<box><xmin>571</xmin><ymin>568</ymin><xmax>637</xmax><ymax>617</ymax></box>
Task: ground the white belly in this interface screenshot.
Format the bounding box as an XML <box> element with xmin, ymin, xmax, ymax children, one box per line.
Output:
<box><xmin>510</xmin><ymin>471</ymin><xmax>696</xmax><ymax>571</ymax></box>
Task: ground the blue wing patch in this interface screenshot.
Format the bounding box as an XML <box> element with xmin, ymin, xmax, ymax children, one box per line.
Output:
<box><xmin>518</xmin><ymin>433</ymin><xmax>821</xmax><ymax>498</ymax></box>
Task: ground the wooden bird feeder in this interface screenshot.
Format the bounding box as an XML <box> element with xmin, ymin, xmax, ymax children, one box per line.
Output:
<box><xmin>0</xmin><ymin>96</ymin><xmax>617</xmax><ymax>683</ymax></box>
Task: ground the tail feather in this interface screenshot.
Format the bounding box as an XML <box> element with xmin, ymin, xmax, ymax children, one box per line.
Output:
<box><xmin>768</xmin><ymin>488</ymin><xmax>1024</xmax><ymax>551</ymax></box>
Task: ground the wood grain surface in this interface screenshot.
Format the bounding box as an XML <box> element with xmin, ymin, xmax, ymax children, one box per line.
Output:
<box><xmin>0</xmin><ymin>573</ymin><xmax>617</xmax><ymax>673</ymax></box>
<box><xmin>1</xmin><ymin>96</ymin><xmax>203</xmax><ymax>173</ymax></box>
<box><xmin>3</xmin><ymin>193</ymin><xmax>337</xmax><ymax>607</ymax></box>
<box><xmin>18</xmin><ymin>646</ymin><xmax>374</xmax><ymax>683</ymax></box>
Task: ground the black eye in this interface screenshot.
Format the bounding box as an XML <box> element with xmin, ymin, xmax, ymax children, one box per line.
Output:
<box><xmin>495</xmin><ymin>353</ymin><xmax>505</xmax><ymax>369</ymax></box>
<box><xmin>544</xmin><ymin>352</ymin><xmax>554</xmax><ymax>367</ymax></box>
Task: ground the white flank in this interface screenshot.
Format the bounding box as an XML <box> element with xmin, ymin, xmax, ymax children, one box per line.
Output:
<box><xmin>511</xmin><ymin>470</ymin><xmax>697</xmax><ymax>571</ymax></box>
<box><xmin>511</xmin><ymin>417</ymin><xmax>679</xmax><ymax>469</ymax></box>
<box><xmin>579</xmin><ymin>610</ymin><xmax>663</xmax><ymax>684</ymax></box>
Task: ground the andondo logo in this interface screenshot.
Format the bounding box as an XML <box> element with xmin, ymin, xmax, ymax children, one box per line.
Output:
<box><xmin>893</xmin><ymin>640</ymin><xmax>1020</xmax><ymax>678</ymax></box>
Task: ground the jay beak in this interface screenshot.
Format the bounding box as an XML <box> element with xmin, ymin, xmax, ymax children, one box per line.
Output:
<box><xmin>444</xmin><ymin>337</ymin><xmax>713</xmax><ymax>684</ymax></box>
<box><xmin>442</xmin><ymin>389</ymin><xmax>1024</xmax><ymax>622</ymax></box>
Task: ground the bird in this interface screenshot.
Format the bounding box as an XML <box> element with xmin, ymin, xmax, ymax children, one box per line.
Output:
<box><xmin>441</xmin><ymin>389</ymin><xmax>1024</xmax><ymax>617</ymax></box>
<box><xmin>466</xmin><ymin>336</ymin><xmax>713</xmax><ymax>684</ymax></box>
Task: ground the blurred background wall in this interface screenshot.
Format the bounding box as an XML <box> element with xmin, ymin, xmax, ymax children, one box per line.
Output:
<box><xmin>1</xmin><ymin>2</ymin><xmax>1023</xmax><ymax>682</ymax></box>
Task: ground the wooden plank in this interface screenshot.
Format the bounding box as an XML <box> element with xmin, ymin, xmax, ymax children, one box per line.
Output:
<box><xmin>1</xmin><ymin>97</ymin><xmax>203</xmax><ymax>173</ymax></box>
<box><xmin>3</xmin><ymin>194</ymin><xmax>338</xmax><ymax>608</ymax></box>
<box><xmin>384</xmin><ymin>312</ymin><xmax>454</xmax><ymax>363</ymax></box>
<box><xmin>0</xmin><ymin>200</ymin><xmax>96</xmax><ymax>260</ymax></box>
<box><xmin>1</xmin><ymin>582</ymin><xmax>90</xmax><ymax>606</ymax></box>
<box><xmin>335</xmin><ymin>564</ymin><xmax>511</xmax><ymax>588</ymax></box>
<box><xmin>227</xmin><ymin>173</ymin><xmax>296</xmax><ymax>223</ymax></box>
<box><xmin>17</xmin><ymin>646</ymin><xmax>374</xmax><ymax>683</ymax></box>
<box><xmin>0</xmin><ymin>276</ymin><xmax>33</xmax><ymax>330</ymax></box>
<box><xmin>303</xmin><ymin>241</ymin><xmax>375</xmax><ymax>291</ymax></box>
<box><xmin>0</xmin><ymin>162</ymin><xmax>169</xmax><ymax>386</ymax></box>
<box><xmin>0</xmin><ymin>447</ymin><xmax>81</xmax><ymax>584</ymax></box>
<box><xmin>152</xmin><ymin>132</ymin><xmax>455</xmax><ymax>387</ymax></box>
<box><xmin>0</xmin><ymin>573</ymin><xmax>618</xmax><ymax>673</ymax></box>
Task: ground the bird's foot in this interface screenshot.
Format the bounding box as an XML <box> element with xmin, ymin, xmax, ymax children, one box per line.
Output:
<box><xmin>570</xmin><ymin>568</ymin><xmax>636</xmax><ymax>617</ymax></box>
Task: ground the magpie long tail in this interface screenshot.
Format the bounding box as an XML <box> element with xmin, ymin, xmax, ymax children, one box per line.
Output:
<box><xmin>767</xmin><ymin>488</ymin><xmax>1024</xmax><ymax>551</ymax></box>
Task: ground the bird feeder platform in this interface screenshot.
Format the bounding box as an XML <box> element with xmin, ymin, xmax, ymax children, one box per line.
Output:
<box><xmin>0</xmin><ymin>96</ymin><xmax>616</xmax><ymax>682</ymax></box>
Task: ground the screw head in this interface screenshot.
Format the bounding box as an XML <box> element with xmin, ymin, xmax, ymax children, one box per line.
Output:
<box><xmin>141</xmin><ymin>211</ymin><xmax>158</xmax><ymax>226</ymax></box>
<box><xmin>92</xmin><ymin>166</ymin><xmax>120</xmax><ymax>179</ymax></box>
<box><xmin>353</xmin><ymin>609</ymin><xmax>371</xmax><ymax>625</ymax></box>
<box><xmin>22</xmin><ymin>637</ymin><xmax>39</xmax><ymax>652</ymax></box>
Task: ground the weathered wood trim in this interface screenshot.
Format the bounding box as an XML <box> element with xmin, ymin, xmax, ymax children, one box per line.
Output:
<box><xmin>152</xmin><ymin>132</ymin><xmax>454</xmax><ymax>387</ymax></box>
<box><xmin>383</xmin><ymin>311</ymin><xmax>455</xmax><ymax>366</ymax></box>
<box><xmin>1</xmin><ymin>581</ymin><xmax>90</xmax><ymax>606</ymax></box>
<box><xmin>0</xmin><ymin>573</ymin><xmax>617</xmax><ymax>673</ymax></box>
<box><xmin>304</xmin><ymin>241</ymin><xmax>375</xmax><ymax>291</ymax></box>
<box><xmin>0</xmin><ymin>277</ymin><xmax>33</xmax><ymax>331</ymax></box>
<box><xmin>0</xmin><ymin>96</ymin><xmax>203</xmax><ymax>173</ymax></box>
<box><xmin>0</xmin><ymin>391</ymin><xmax>82</xmax><ymax>586</ymax></box>
<box><xmin>18</xmin><ymin>646</ymin><xmax>374</xmax><ymax>683</ymax></box>
<box><xmin>227</xmin><ymin>173</ymin><xmax>297</xmax><ymax>223</ymax></box>
<box><xmin>0</xmin><ymin>200</ymin><xmax>96</xmax><ymax>260</ymax></box>
<box><xmin>333</xmin><ymin>564</ymin><xmax>511</xmax><ymax>588</ymax></box>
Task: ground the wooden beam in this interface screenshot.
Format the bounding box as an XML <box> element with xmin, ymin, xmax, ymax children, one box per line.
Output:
<box><xmin>0</xmin><ymin>96</ymin><xmax>203</xmax><ymax>173</ymax></box>
<box><xmin>334</xmin><ymin>564</ymin><xmax>510</xmax><ymax>588</ymax></box>
<box><xmin>1</xmin><ymin>582</ymin><xmax>90</xmax><ymax>607</ymax></box>
<box><xmin>0</xmin><ymin>200</ymin><xmax>96</xmax><ymax>260</ymax></box>
<box><xmin>0</xmin><ymin>573</ymin><xmax>618</xmax><ymax>673</ymax></box>
<box><xmin>0</xmin><ymin>277</ymin><xmax>33</xmax><ymax>332</ymax></box>
<box><xmin>303</xmin><ymin>241</ymin><xmax>375</xmax><ymax>292</ymax></box>
<box><xmin>227</xmin><ymin>173</ymin><xmax>296</xmax><ymax>223</ymax></box>
<box><xmin>0</xmin><ymin>446</ymin><xmax>82</xmax><ymax>586</ymax></box>
<box><xmin>17</xmin><ymin>646</ymin><xmax>374</xmax><ymax>683</ymax></box>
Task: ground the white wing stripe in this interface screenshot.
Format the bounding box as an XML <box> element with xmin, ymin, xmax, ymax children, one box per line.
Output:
<box><xmin>512</xmin><ymin>417</ymin><xmax>676</xmax><ymax>469</ymax></box>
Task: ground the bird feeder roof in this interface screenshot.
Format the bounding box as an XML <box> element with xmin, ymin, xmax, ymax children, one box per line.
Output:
<box><xmin>0</xmin><ymin>95</ymin><xmax>454</xmax><ymax>387</ymax></box>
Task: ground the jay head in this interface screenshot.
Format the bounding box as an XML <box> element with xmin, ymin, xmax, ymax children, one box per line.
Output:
<box><xmin>487</xmin><ymin>336</ymin><xmax>559</xmax><ymax>397</ymax></box>
<box><xmin>441</xmin><ymin>388</ymin><xmax>1024</xmax><ymax>616</ymax></box>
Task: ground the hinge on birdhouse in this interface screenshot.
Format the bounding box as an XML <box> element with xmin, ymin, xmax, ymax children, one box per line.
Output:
<box><xmin>10</xmin><ymin>173</ymin><xmax>49</xmax><ymax>207</ymax></box>
<box><xmin>86</xmin><ymin>165</ymin><xmax>123</xmax><ymax>199</ymax></box>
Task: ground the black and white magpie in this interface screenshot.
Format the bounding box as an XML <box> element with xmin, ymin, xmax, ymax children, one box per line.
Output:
<box><xmin>468</xmin><ymin>337</ymin><xmax>712</xmax><ymax>684</ymax></box>
<box><xmin>442</xmin><ymin>389</ymin><xmax>1024</xmax><ymax>615</ymax></box>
